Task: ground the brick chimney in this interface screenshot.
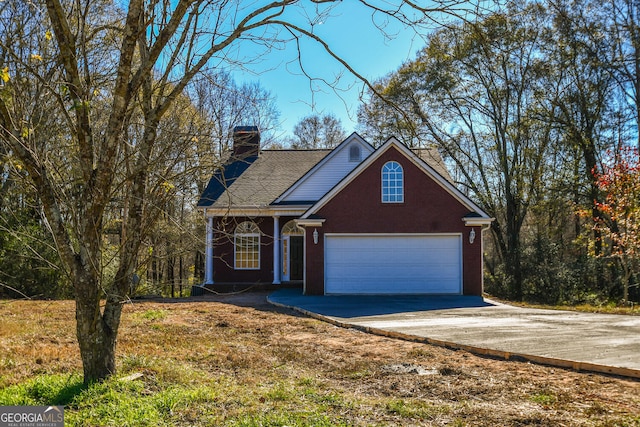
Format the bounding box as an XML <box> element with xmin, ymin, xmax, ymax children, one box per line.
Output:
<box><xmin>232</xmin><ymin>126</ymin><xmax>260</xmax><ymax>160</ymax></box>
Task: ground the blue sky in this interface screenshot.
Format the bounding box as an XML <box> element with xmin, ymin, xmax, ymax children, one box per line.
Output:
<box><xmin>231</xmin><ymin>2</ymin><xmax>429</xmax><ymax>138</ymax></box>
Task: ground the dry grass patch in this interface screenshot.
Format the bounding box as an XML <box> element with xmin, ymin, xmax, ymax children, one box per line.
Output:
<box><xmin>488</xmin><ymin>295</ymin><xmax>640</xmax><ymax>316</ymax></box>
<box><xmin>1</xmin><ymin>292</ymin><xmax>639</xmax><ymax>426</ymax></box>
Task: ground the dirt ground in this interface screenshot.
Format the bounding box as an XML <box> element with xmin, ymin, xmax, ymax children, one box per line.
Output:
<box><xmin>1</xmin><ymin>291</ymin><xmax>640</xmax><ymax>426</ymax></box>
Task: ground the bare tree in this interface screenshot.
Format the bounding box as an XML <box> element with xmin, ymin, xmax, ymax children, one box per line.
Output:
<box><xmin>289</xmin><ymin>113</ymin><xmax>346</xmax><ymax>148</ymax></box>
<box><xmin>601</xmin><ymin>0</ymin><xmax>640</xmax><ymax>152</ymax></box>
<box><xmin>141</xmin><ymin>72</ymin><xmax>281</xmax><ymax>295</ymax></box>
<box><xmin>359</xmin><ymin>2</ymin><xmax>557</xmax><ymax>300</ymax></box>
<box><xmin>190</xmin><ymin>70</ymin><xmax>280</xmax><ymax>166</ymax></box>
<box><xmin>0</xmin><ymin>0</ymin><xmax>465</xmax><ymax>383</ymax></box>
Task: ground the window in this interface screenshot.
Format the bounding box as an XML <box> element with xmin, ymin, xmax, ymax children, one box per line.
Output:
<box><xmin>234</xmin><ymin>221</ymin><xmax>260</xmax><ymax>269</ymax></box>
<box><xmin>282</xmin><ymin>220</ymin><xmax>304</xmax><ymax>236</ymax></box>
<box><xmin>349</xmin><ymin>144</ymin><xmax>361</xmax><ymax>162</ymax></box>
<box><xmin>382</xmin><ymin>161</ymin><xmax>404</xmax><ymax>203</ymax></box>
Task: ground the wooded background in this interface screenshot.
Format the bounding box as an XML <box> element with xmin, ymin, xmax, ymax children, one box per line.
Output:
<box><xmin>1</xmin><ymin>0</ymin><xmax>638</xmax><ymax>306</ymax></box>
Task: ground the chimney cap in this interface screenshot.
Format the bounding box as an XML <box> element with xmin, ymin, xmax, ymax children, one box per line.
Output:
<box><xmin>233</xmin><ymin>125</ymin><xmax>259</xmax><ymax>134</ymax></box>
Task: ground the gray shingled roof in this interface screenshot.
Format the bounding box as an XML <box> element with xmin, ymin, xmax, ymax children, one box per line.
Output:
<box><xmin>200</xmin><ymin>145</ymin><xmax>453</xmax><ymax>211</ymax></box>
<box><xmin>209</xmin><ymin>150</ymin><xmax>330</xmax><ymax>209</ymax></box>
<box><xmin>412</xmin><ymin>147</ymin><xmax>453</xmax><ymax>183</ymax></box>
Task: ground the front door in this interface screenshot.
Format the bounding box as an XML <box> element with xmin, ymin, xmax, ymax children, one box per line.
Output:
<box><xmin>282</xmin><ymin>235</ymin><xmax>304</xmax><ymax>281</ymax></box>
<box><xmin>290</xmin><ymin>236</ymin><xmax>304</xmax><ymax>280</ymax></box>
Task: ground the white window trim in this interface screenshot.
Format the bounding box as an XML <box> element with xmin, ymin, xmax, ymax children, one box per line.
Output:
<box><xmin>381</xmin><ymin>161</ymin><xmax>404</xmax><ymax>203</ymax></box>
<box><xmin>234</xmin><ymin>222</ymin><xmax>261</xmax><ymax>270</ymax></box>
<box><xmin>282</xmin><ymin>219</ymin><xmax>304</xmax><ymax>236</ymax></box>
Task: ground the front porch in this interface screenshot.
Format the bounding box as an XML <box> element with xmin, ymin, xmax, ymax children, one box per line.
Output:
<box><xmin>199</xmin><ymin>213</ymin><xmax>308</xmax><ymax>291</ymax></box>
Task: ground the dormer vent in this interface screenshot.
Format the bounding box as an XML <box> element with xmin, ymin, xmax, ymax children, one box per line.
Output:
<box><xmin>349</xmin><ymin>144</ymin><xmax>361</xmax><ymax>162</ymax></box>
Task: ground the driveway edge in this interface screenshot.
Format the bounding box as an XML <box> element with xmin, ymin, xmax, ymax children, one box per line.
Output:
<box><xmin>267</xmin><ymin>295</ymin><xmax>640</xmax><ymax>380</ymax></box>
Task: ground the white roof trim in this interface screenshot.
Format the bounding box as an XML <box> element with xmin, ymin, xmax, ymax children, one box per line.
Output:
<box><xmin>295</xmin><ymin>218</ymin><xmax>326</xmax><ymax>227</ymax></box>
<box><xmin>463</xmin><ymin>217</ymin><xmax>494</xmax><ymax>226</ymax></box>
<box><xmin>203</xmin><ymin>205</ymin><xmax>311</xmax><ymax>218</ymax></box>
<box><xmin>300</xmin><ymin>137</ymin><xmax>492</xmax><ymax>220</ymax></box>
<box><xmin>273</xmin><ymin>132</ymin><xmax>374</xmax><ymax>204</ymax></box>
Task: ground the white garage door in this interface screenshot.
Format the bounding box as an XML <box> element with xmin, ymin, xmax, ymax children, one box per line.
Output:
<box><xmin>325</xmin><ymin>234</ymin><xmax>462</xmax><ymax>295</ymax></box>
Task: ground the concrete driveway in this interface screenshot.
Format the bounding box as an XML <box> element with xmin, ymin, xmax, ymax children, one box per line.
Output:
<box><xmin>268</xmin><ymin>289</ymin><xmax>640</xmax><ymax>379</ymax></box>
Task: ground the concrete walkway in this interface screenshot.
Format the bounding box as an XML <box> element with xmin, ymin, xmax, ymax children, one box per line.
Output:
<box><xmin>268</xmin><ymin>289</ymin><xmax>640</xmax><ymax>379</ymax></box>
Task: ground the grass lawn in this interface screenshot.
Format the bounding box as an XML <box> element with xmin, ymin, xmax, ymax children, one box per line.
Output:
<box><xmin>514</xmin><ymin>301</ymin><xmax>640</xmax><ymax>315</ymax></box>
<box><xmin>1</xmin><ymin>292</ymin><xmax>639</xmax><ymax>426</ymax></box>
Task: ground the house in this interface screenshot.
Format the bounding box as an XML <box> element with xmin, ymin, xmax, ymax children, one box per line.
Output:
<box><xmin>196</xmin><ymin>126</ymin><xmax>493</xmax><ymax>295</ymax></box>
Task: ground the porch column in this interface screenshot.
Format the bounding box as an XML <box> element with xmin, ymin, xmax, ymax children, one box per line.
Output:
<box><xmin>204</xmin><ymin>214</ymin><xmax>214</xmax><ymax>285</ymax></box>
<box><xmin>273</xmin><ymin>215</ymin><xmax>281</xmax><ymax>284</ymax></box>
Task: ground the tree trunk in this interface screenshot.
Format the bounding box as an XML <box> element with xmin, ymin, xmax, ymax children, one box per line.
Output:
<box><xmin>74</xmin><ymin>271</ymin><xmax>122</xmax><ymax>383</ymax></box>
<box><xmin>195</xmin><ymin>250</ymin><xmax>204</xmax><ymax>282</ymax></box>
<box><xmin>168</xmin><ymin>254</ymin><xmax>175</xmax><ymax>298</ymax></box>
<box><xmin>506</xmin><ymin>230</ymin><xmax>523</xmax><ymax>301</ymax></box>
<box><xmin>621</xmin><ymin>257</ymin><xmax>631</xmax><ymax>303</ymax></box>
<box><xmin>505</xmin><ymin>203</ymin><xmax>524</xmax><ymax>301</ymax></box>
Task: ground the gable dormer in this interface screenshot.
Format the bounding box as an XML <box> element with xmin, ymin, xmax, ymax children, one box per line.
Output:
<box><xmin>274</xmin><ymin>133</ymin><xmax>374</xmax><ymax>204</ymax></box>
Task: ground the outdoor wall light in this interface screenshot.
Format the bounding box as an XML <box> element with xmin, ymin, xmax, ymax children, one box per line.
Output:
<box><xmin>313</xmin><ymin>228</ymin><xmax>319</xmax><ymax>244</ymax></box>
<box><xmin>469</xmin><ymin>228</ymin><xmax>476</xmax><ymax>244</ymax></box>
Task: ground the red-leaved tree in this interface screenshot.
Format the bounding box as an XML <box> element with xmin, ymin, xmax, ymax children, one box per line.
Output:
<box><xmin>591</xmin><ymin>147</ymin><xmax>640</xmax><ymax>302</ymax></box>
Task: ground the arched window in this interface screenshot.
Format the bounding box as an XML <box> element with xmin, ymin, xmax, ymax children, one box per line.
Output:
<box><xmin>234</xmin><ymin>221</ymin><xmax>260</xmax><ymax>270</ymax></box>
<box><xmin>282</xmin><ymin>220</ymin><xmax>304</xmax><ymax>236</ymax></box>
<box><xmin>381</xmin><ymin>161</ymin><xmax>404</xmax><ymax>203</ymax></box>
<box><xmin>349</xmin><ymin>144</ymin><xmax>361</xmax><ymax>162</ymax></box>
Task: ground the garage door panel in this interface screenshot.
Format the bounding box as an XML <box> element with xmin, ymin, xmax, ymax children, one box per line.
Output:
<box><xmin>325</xmin><ymin>234</ymin><xmax>461</xmax><ymax>294</ymax></box>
